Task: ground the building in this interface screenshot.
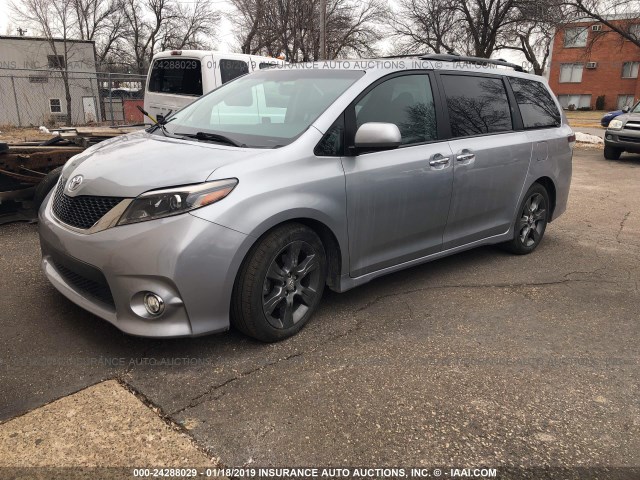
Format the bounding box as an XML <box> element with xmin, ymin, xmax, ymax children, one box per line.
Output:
<box><xmin>548</xmin><ymin>17</ymin><xmax>640</xmax><ymax>111</ymax></box>
<box><xmin>0</xmin><ymin>36</ymin><xmax>101</xmax><ymax>126</ymax></box>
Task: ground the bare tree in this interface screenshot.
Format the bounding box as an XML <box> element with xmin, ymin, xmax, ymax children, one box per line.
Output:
<box><xmin>230</xmin><ymin>0</ymin><xmax>385</xmax><ymax>61</ymax></box>
<box><xmin>10</xmin><ymin>0</ymin><xmax>76</xmax><ymax>125</ymax></box>
<box><xmin>72</xmin><ymin>0</ymin><xmax>127</xmax><ymax>66</ymax></box>
<box><xmin>560</xmin><ymin>0</ymin><xmax>640</xmax><ymax>49</ymax></box>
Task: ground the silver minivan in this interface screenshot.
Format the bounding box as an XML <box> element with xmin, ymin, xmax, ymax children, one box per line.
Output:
<box><xmin>38</xmin><ymin>55</ymin><xmax>573</xmax><ymax>342</ymax></box>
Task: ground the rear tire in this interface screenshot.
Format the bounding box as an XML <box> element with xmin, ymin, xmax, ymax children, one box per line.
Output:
<box><xmin>604</xmin><ymin>145</ymin><xmax>622</xmax><ymax>160</ymax></box>
<box><xmin>231</xmin><ymin>223</ymin><xmax>327</xmax><ymax>342</ymax></box>
<box><xmin>502</xmin><ymin>183</ymin><xmax>550</xmax><ymax>255</ymax></box>
<box><xmin>33</xmin><ymin>166</ymin><xmax>63</xmax><ymax>211</ymax></box>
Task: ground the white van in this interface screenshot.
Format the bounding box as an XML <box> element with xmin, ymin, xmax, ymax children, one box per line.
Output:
<box><xmin>143</xmin><ymin>50</ymin><xmax>285</xmax><ymax>124</ymax></box>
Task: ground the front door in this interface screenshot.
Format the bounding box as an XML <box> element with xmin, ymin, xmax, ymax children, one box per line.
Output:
<box><xmin>82</xmin><ymin>96</ymin><xmax>97</xmax><ymax>123</ymax></box>
<box><xmin>342</xmin><ymin>73</ymin><xmax>454</xmax><ymax>277</ymax></box>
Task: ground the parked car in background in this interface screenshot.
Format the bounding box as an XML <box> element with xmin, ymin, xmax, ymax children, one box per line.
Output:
<box><xmin>143</xmin><ymin>50</ymin><xmax>285</xmax><ymax>124</ymax></box>
<box><xmin>601</xmin><ymin>105</ymin><xmax>632</xmax><ymax>127</ymax></box>
<box><xmin>39</xmin><ymin>55</ymin><xmax>573</xmax><ymax>342</ymax></box>
<box><xmin>604</xmin><ymin>102</ymin><xmax>640</xmax><ymax>159</ymax></box>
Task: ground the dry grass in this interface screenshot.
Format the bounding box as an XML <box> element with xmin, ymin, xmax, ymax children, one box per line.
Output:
<box><xmin>0</xmin><ymin>125</ymin><xmax>53</xmax><ymax>144</ymax></box>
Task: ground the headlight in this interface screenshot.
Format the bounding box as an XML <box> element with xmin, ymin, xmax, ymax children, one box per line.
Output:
<box><xmin>608</xmin><ymin>119</ymin><xmax>624</xmax><ymax>130</ymax></box>
<box><xmin>117</xmin><ymin>179</ymin><xmax>238</xmax><ymax>225</ymax></box>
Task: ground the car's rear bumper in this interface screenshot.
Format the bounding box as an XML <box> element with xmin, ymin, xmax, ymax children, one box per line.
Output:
<box><xmin>38</xmin><ymin>193</ymin><xmax>251</xmax><ymax>337</ymax></box>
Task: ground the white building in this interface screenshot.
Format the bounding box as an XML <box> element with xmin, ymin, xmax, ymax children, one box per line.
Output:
<box><xmin>0</xmin><ymin>36</ymin><xmax>101</xmax><ymax>126</ymax></box>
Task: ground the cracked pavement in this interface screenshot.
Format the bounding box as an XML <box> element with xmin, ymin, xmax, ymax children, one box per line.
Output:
<box><xmin>1</xmin><ymin>148</ymin><xmax>639</xmax><ymax>468</ymax></box>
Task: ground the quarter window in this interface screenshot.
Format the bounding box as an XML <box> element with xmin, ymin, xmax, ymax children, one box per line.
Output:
<box><xmin>559</xmin><ymin>63</ymin><xmax>584</xmax><ymax>83</ymax></box>
<box><xmin>564</xmin><ymin>27</ymin><xmax>588</xmax><ymax>47</ymax></box>
<box><xmin>509</xmin><ymin>77</ymin><xmax>561</xmax><ymax>129</ymax></box>
<box><xmin>355</xmin><ymin>74</ymin><xmax>437</xmax><ymax>145</ymax></box>
<box><xmin>220</xmin><ymin>59</ymin><xmax>249</xmax><ymax>84</ymax></box>
<box><xmin>622</xmin><ymin>62</ymin><xmax>639</xmax><ymax>78</ymax></box>
<box><xmin>441</xmin><ymin>75</ymin><xmax>512</xmax><ymax>137</ymax></box>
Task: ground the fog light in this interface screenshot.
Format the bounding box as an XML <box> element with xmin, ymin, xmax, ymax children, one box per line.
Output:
<box><xmin>606</xmin><ymin>134</ymin><xmax>613</xmax><ymax>140</ymax></box>
<box><xmin>143</xmin><ymin>292</ymin><xmax>164</xmax><ymax>316</ymax></box>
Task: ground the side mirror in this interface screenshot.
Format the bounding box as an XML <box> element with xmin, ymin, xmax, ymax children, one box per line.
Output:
<box><xmin>354</xmin><ymin>122</ymin><xmax>401</xmax><ymax>152</ymax></box>
<box><xmin>622</xmin><ymin>105</ymin><xmax>631</xmax><ymax>113</ymax></box>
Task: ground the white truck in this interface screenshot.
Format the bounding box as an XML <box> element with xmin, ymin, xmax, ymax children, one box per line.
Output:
<box><xmin>143</xmin><ymin>50</ymin><xmax>285</xmax><ymax>124</ymax></box>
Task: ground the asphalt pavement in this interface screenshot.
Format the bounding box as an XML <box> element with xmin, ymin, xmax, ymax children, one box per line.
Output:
<box><xmin>1</xmin><ymin>148</ymin><xmax>638</xmax><ymax>469</ymax></box>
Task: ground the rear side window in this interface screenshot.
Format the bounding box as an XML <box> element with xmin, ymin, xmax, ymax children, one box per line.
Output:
<box><xmin>148</xmin><ymin>59</ymin><xmax>202</xmax><ymax>96</ymax></box>
<box><xmin>442</xmin><ymin>75</ymin><xmax>512</xmax><ymax>137</ymax></box>
<box><xmin>355</xmin><ymin>74</ymin><xmax>437</xmax><ymax>145</ymax></box>
<box><xmin>220</xmin><ymin>59</ymin><xmax>249</xmax><ymax>84</ymax></box>
<box><xmin>509</xmin><ymin>77</ymin><xmax>561</xmax><ymax>129</ymax></box>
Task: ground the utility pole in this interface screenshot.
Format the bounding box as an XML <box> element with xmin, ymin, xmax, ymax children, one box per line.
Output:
<box><xmin>320</xmin><ymin>0</ymin><xmax>326</xmax><ymax>60</ymax></box>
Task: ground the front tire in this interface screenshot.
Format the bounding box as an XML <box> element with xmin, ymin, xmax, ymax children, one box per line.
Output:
<box><xmin>231</xmin><ymin>223</ymin><xmax>327</xmax><ymax>342</ymax></box>
<box><xmin>604</xmin><ymin>145</ymin><xmax>622</xmax><ymax>160</ymax></box>
<box><xmin>502</xmin><ymin>183</ymin><xmax>550</xmax><ymax>255</ymax></box>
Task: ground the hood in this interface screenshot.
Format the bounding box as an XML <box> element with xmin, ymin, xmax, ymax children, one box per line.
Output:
<box><xmin>608</xmin><ymin>113</ymin><xmax>640</xmax><ymax>124</ymax></box>
<box><xmin>61</xmin><ymin>131</ymin><xmax>264</xmax><ymax>198</ymax></box>
<box><xmin>603</xmin><ymin>110</ymin><xmax>622</xmax><ymax>118</ymax></box>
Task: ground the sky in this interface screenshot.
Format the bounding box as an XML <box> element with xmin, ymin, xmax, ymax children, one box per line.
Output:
<box><xmin>0</xmin><ymin>0</ymin><xmax>524</xmax><ymax>64</ymax></box>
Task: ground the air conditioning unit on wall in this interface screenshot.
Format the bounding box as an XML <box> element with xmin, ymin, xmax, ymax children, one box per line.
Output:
<box><xmin>586</xmin><ymin>62</ymin><xmax>598</xmax><ymax>69</ymax></box>
<box><xmin>592</xmin><ymin>24</ymin><xmax>602</xmax><ymax>31</ymax></box>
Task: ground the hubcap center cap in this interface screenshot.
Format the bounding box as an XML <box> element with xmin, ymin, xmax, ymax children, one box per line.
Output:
<box><xmin>286</xmin><ymin>277</ymin><xmax>295</xmax><ymax>291</ymax></box>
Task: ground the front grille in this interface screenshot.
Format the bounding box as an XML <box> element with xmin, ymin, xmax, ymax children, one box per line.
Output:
<box><xmin>52</xmin><ymin>179</ymin><xmax>123</xmax><ymax>229</ymax></box>
<box><xmin>618</xmin><ymin>135</ymin><xmax>640</xmax><ymax>143</ymax></box>
<box><xmin>52</xmin><ymin>258</ymin><xmax>115</xmax><ymax>308</ymax></box>
<box><xmin>624</xmin><ymin>122</ymin><xmax>640</xmax><ymax>131</ymax></box>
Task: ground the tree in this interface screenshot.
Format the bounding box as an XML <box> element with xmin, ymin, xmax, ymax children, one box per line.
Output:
<box><xmin>72</xmin><ymin>0</ymin><xmax>127</xmax><ymax>66</ymax></box>
<box><xmin>560</xmin><ymin>0</ymin><xmax>640</xmax><ymax>49</ymax></box>
<box><xmin>230</xmin><ymin>0</ymin><xmax>386</xmax><ymax>61</ymax></box>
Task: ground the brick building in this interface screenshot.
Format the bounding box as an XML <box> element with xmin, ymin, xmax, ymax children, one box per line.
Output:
<box><xmin>548</xmin><ymin>16</ymin><xmax>640</xmax><ymax>111</ymax></box>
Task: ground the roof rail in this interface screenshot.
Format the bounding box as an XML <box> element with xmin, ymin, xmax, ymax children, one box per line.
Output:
<box><xmin>419</xmin><ymin>54</ymin><xmax>525</xmax><ymax>72</ymax></box>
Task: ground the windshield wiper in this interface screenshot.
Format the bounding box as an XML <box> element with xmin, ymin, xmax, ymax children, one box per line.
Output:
<box><xmin>175</xmin><ymin>131</ymin><xmax>245</xmax><ymax>147</ymax></box>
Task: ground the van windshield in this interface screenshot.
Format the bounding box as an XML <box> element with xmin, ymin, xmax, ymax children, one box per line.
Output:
<box><xmin>162</xmin><ymin>69</ymin><xmax>364</xmax><ymax>148</ymax></box>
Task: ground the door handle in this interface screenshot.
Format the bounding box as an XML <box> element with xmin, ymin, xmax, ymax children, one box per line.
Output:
<box><xmin>456</xmin><ymin>150</ymin><xmax>475</xmax><ymax>162</ymax></box>
<box><xmin>429</xmin><ymin>154</ymin><xmax>450</xmax><ymax>167</ymax></box>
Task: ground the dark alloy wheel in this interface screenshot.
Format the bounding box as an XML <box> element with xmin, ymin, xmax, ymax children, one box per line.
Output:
<box><xmin>232</xmin><ymin>223</ymin><xmax>327</xmax><ymax>342</ymax></box>
<box><xmin>503</xmin><ymin>183</ymin><xmax>550</xmax><ymax>255</ymax></box>
<box><xmin>262</xmin><ymin>240</ymin><xmax>322</xmax><ymax>329</ymax></box>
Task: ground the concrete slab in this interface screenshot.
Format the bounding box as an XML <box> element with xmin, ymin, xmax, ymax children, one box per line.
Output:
<box><xmin>0</xmin><ymin>380</ymin><xmax>216</xmax><ymax>468</ymax></box>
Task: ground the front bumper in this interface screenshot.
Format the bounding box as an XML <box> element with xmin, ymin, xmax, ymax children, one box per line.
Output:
<box><xmin>604</xmin><ymin>130</ymin><xmax>640</xmax><ymax>152</ymax></box>
<box><xmin>39</xmin><ymin>195</ymin><xmax>251</xmax><ymax>337</ymax></box>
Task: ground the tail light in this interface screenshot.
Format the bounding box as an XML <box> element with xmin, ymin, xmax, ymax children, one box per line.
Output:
<box><xmin>170</xmin><ymin>50</ymin><xmax>182</xmax><ymax>56</ymax></box>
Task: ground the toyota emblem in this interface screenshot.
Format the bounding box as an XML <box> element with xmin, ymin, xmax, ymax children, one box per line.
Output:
<box><xmin>68</xmin><ymin>175</ymin><xmax>83</xmax><ymax>192</ymax></box>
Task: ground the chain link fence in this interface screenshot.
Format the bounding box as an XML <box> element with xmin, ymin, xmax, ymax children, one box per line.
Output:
<box><xmin>0</xmin><ymin>68</ymin><xmax>147</xmax><ymax>127</ymax></box>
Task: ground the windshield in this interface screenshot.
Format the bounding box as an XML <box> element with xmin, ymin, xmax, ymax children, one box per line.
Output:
<box><xmin>162</xmin><ymin>69</ymin><xmax>364</xmax><ymax>148</ymax></box>
<box><xmin>631</xmin><ymin>102</ymin><xmax>640</xmax><ymax>113</ymax></box>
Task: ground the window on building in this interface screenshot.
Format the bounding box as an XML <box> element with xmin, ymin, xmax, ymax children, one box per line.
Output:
<box><xmin>622</xmin><ymin>62</ymin><xmax>640</xmax><ymax>78</ymax></box>
<box><xmin>618</xmin><ymin>94</ymin><xmax>635</xmax><ymax>110</ymax></box>
<box><xmin>441</xmin><ymin>74</ymin><xmax>512</xmax><ymax>137</ymax></box>
<box><xmin>557</xmin><ymin>94</ymin><xmax>592</xmax><ymax>110</ymax></box>
<box><xmin>47</xmin><ymin>55</ymin><xmax>65</xmax><ymax>69</ymax></box>
<box><xmin>49</xmin><ymin>99</ymin><xmax>62</xmax><ymax>113</ymax></box>
<box><xmin>220</xmin><ymin>59</ymin><xmax>249</xmax><ymax>84</ymax></box>
<box><xmin>509</xmin><ymin>77</ymin><xmax>561</xmax><ymax>129</ymax></box>
<box><xmin>629</xmin><ymin>24</ymin><xmax>640</xmax><ymax>40</ymax></box>
<box><xmin>559</xmin><ymin>63</ymin><xmax>584</xmax><ymax>83</ymax></box>
<box><xmin>355</xmin><ymin>74</ymin><xmax>437</xmax><ymax>145</ymax></box>
<box><xmin>564</xmin><ymin>27</ymin><xmax>588</xmax><ymax>47</ymax></box>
